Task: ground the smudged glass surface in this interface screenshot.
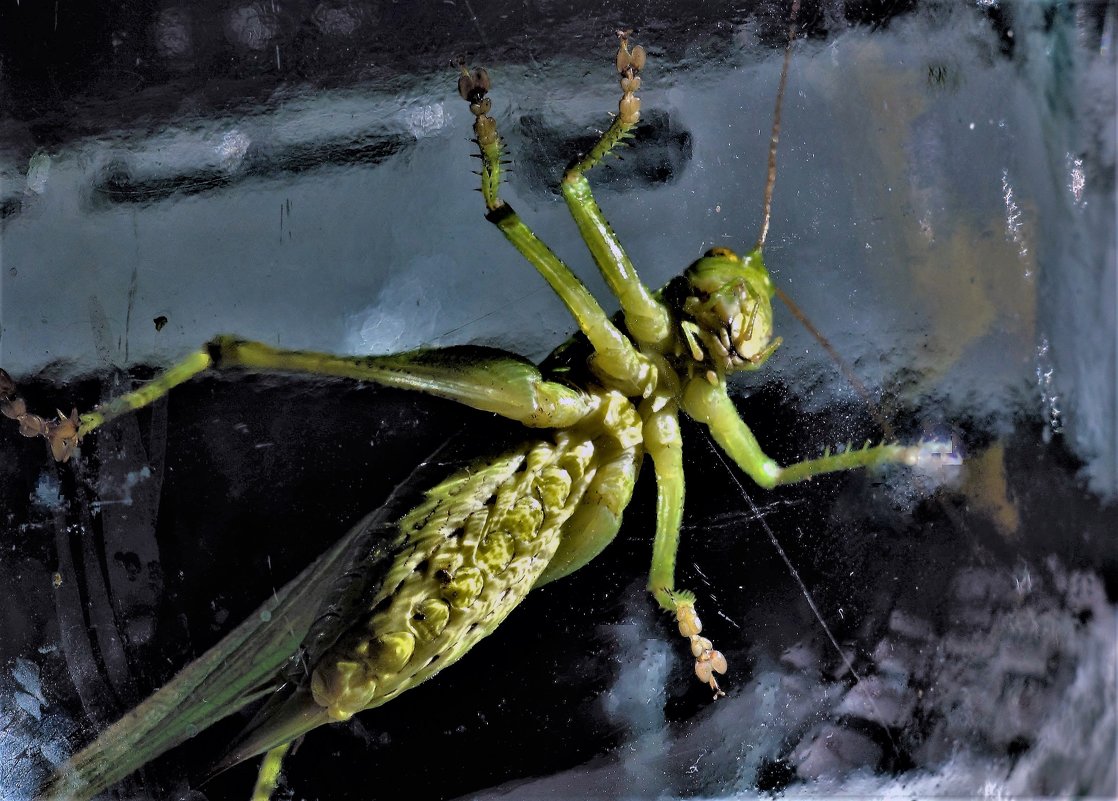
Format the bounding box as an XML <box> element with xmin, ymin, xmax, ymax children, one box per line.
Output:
<box><xmin>0</xmin><ymin>1</ymin><xmax>1115</xmax><ymax>799</ymax></box>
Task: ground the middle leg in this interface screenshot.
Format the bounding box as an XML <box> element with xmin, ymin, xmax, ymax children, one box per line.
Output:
<box><xmin>643</xmin><ymin>395</ymin><xmax>728</xmax><ymax>698</ymax></box>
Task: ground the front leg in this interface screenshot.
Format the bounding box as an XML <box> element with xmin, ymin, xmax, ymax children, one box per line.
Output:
<box><xmin>459</xmin><ymin>66</ymin><xmax>655</xmax><ymax>396</ymax></box>
<box><xmin>559</xmin><ymin>33</ymin><xmax>673</xmax><ymax>349</ymax></box>
<box><xmin>1</xmin><ymin>338</ymin><xmax>597</xmax><ymax>461</ymax></box>
<box><xmin>681</xmin><ymin>376</ymin><xmax>954</xmax><ymax>489</ymax></box>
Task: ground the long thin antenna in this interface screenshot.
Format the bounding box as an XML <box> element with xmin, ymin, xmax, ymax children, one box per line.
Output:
<box><xmin>774</xmin><ymin>285</ymin><xmax>895</xmax><ymax>438</ymax></box>
<box><xmin>753</xmin><ymin>1</ymin><xmax>894</xmax><ymax>439</ymax></box>
<box><xmin>755</xmin><ymin>0</ymin><xmax>800</xmax><ymax>251</ymax></box>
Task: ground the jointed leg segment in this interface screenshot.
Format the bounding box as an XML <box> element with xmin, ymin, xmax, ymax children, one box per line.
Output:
<box><xmin>560</xmin><ymin>33</ymin><xmax>672</xmax><ymax>349</ymax></box>
<box><xmin>249</xmin><ymin>743</ymin><xmax>291</xmax><ymax>801</ymax></box>
<box><xmin>682</xmin><ymin>377</ymin><xmax>943</xmax><ymax>489</ymax></box>
<box><xmin>643</xmin><ymin>399</ymin><xmax>684</xmax><ymax>613</ymax></box>
<box><xmin>643</xmin><ymin>396</ymin><xmax>728</xmax><ymax>697</ymax></box>
<box><xmin>3</xmin><ymin>337</ymin><xmax>602</xmax><ymax>462</ymax></box>
<box><xmin>458</xmin><ymin>64</ymin><xmax>655</xmax><ymax>396</ymax></box>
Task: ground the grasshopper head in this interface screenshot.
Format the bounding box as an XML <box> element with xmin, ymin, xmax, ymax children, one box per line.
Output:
<box><xmin>671</xmin><ymin>247</ymin><xmax>780</xmax><ymax>374</ymax></box>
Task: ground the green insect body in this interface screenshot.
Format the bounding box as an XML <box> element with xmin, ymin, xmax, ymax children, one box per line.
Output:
<box><xmin>0</xmin><ymin>29</ymin><xmax>949</xmax><ymax>801</ymax></box>
<box><xmin>306</xmin><ymin>396</ymin><xmax>643</xmax><ymax>728</ymax></box>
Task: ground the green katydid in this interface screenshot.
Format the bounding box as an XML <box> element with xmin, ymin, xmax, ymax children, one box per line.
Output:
<box><xmin>0</xmin><ymin>20</ymin><xmax>952</xmax><ymax>801</ymax></box>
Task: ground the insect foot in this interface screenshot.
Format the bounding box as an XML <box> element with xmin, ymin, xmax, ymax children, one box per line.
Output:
<box><xmin>458</xmin><ymin>62</ymin><xmax>505</xmax><ymax>212</ymax></box>
<box><xmin>0</xmin><ymin>368</ymin><xmax>81</xmax><ymax>462</ymax></box>
<box><xmin>458</xmin><ymin>65</ymin><xmax>496</xmax><ymax>147</ymax></box>
<box><xmin>457</xmin><ymin>65</ymin><xmax>491</xmax><ymax>118</ymax></box>
<box><xmin>676</xmin><ymin>602</ymin><xmax>727</xmax><ymax>699</ymax></box>
<box><xmin>614</xmin><ymin>31</ymin><xmax>645</xmax><ymax>125</ymax></box>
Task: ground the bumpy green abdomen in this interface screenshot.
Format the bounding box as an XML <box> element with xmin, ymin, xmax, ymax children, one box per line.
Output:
<box><xmin>310</xmin><ymin>433</ymin><xmax>601</xmax><ymax>721</ymax></box>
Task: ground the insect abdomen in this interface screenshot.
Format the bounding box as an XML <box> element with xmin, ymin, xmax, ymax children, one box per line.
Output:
<box><xmin>310</xmin><ymin>433</ymin><xmax>606</xmax><ymax>721</ymax></box>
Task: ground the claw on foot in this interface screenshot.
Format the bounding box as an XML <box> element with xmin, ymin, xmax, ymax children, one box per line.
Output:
<box><xmin>0</xmin><ymin>368</ymin><xmax>82</xmax><ymax>462</ymax></box>
<box><xmin>676</xmin><ymin>602</ymin><xmax>727</xmax><ymax>699</ymax></box>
